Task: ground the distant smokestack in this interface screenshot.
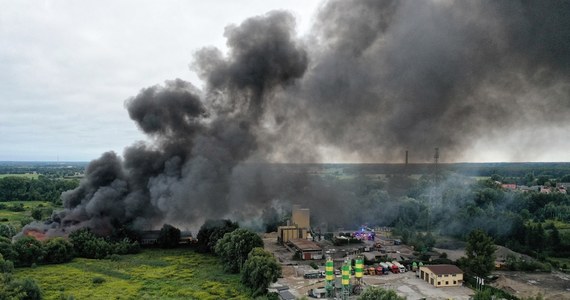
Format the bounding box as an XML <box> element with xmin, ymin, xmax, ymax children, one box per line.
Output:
<box><xmin>434</xmin><ymin>147</ymin><xmax>440</xmax><ymax>183</ymax></box>
<box><xmin>434</xmin><ymin>148</ymin><xmax>439</xmax><ymax>164</ymax></box>
<box><xmin>405</xmin><ymin>150</ymin><xmax>408</xmax><ymax>165</ymax></box>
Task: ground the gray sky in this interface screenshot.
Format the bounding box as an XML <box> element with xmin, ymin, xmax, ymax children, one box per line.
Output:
<box><xmin>0</xmin><ymin>0</ymin><xmax>320</xmax><ymax>161</ymax></box>
<box><xmin>1</xmin><ymin>0</ymin><xmax>569</xmax><ymax>163</ymax></box>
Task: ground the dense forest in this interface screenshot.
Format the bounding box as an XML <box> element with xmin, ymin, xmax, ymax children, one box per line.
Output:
<box><xmin>0</xmin><ymin>176</ymin><xmax>78</xmax><ymax>204</ymax></box>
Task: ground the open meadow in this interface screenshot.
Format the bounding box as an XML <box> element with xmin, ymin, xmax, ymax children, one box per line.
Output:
<box><xmin>0</xmin><ymin>173</ymin><xmax>39</xmax><ymax>179</ymax></box>
<box><xmin>15</xmin><ymin>248</ymin><xmax>251</xmax><ymax>300</ymax></box>
<box><xmin>0</xmin><ymin>201</ymin><xmax>55</xmax><ymax>227</ymax></box>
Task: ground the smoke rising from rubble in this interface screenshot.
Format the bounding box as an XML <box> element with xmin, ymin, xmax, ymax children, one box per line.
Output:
<box><xmin>38</xmin><ymin>1</ymin><xmax>570</xmax><ymax>233</ymax></box>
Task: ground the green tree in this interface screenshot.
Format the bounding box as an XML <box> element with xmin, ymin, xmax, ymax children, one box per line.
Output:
<box><xmin>524</xmin><ymin>173</ymin><xmax>535</xmax><ymax>186</ymax></box>
<box><xmin>1</xmin><ymin>252</ymin><xmax>43</xmax><ymax>299</ymax></box>
<box><xmin>358</xmin><ymin>286</ymin><xmax>405</xmax><ymax>300</ymax></box>
<box><xmin>548</xmin><ymin>226</ymin><xmax>561</xmax><ymax>250</ymax></box>
<box><xmin>196</xmin><ymin>219</ymin><xmax>239</xmax><ymax>253</ymax></box>
<box><xmin>0</xmin><ymin>237</ymin><xmax>18</xmax><ymax>262</ymax></box>
<box><xmin>465</xmin><ymin>229</ymin><xmax>496</xmax><ymax>277</ymax></box>
<box><xmin>68</xmin><ymin>228</ymin><xmax>111</xmax><ymax>259</ymax></box>
<box><xmin>7</xmin><ymin>277</ymin><xmax>43</xmax><ymax>300</ymax></box>
<box><xmin>157</xmin><ymin>224</ymin><xmax>181</xmax><ymax>248</ymax></box>
<box><xmin>31</xmin><ymin>208</ymin><xmax>43</xmax><ymax>221</ymax></box>
<box><xmin>44</xmin><ymin>238</ymin><xmax>74</xmax><ymax>264</ymax></box>
<box><xmin>0</xmin><ymin>253</ymin><xmax>14</xmax><ymax>273</ymax></box>
<box><xmin>490</xmin><ymin>174</ymin><xmax>502</xmax><ymax>182</ymax></box>
<box><xmin>215</xmin><ymin>228</ymin><xmax>263</xmax><ymax>273</ymax></box>
<box><xmin>13</xmin><ymin>237</ymin><xmax>45</xmax><ymax>267</ymax></box>
<box><xmin>536</xmin><ymin>175</ymin><xmax>550</xmax><ymax>186</ymax></box>
<box><xmin>241</xmin><ymin>248</ymin><xmax>281</xmax><ymax>297</ymax></box>
<box><xmin>0</xmin><ymin>224</ymin><xmax>16</xmax><ymax>239</ymax></box>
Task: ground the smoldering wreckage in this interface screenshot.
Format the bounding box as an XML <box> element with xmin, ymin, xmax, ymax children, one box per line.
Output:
<box><xmin>20</xmin><ymin>0</ymin><xmax>570</xmax><ymax>241</ymax></box>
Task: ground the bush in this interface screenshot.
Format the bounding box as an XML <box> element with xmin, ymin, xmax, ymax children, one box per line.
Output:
<box><xmin>20</xmin><ymin>217</ymin><xmax>34</xmax><ymax>227</ymax></box>
<box><xmin>6</xmin><ymin>277</ymin><xmax>43</xmax><ymax>300</ymax></box>
<box><xmin>92</xmin><ymin>277</ymin><xmax>105</xmax><ymax>284</ymax></box>
<box><xmin>0</xmin><ymin>236</ymin><xmax>18</xmax><ymax>262</ymax></box>
<box><xmin>157</xmin><ymin>224</ymin><xmax>181</xmax><ymax>249</ymax></box>
<box><xmin>69</xmin><ymin>228</ymin><xmax>111</xmax><ymax>259</ymax></box>
<box><xmin>13</xmin><ymin>236</ymin><xmax>45</xmax><ymax>267</ymax></box>
<box><xmin>0</xmin><ymin>253</ymin><xmax>14</xmax><ymax>273</ymax></box>
<box><xmin>112</xmin><ymin>238</ymin><xmax>140</xmax><ymax>255</ymax></box>
<box><xmin>0</xmin><ymin>224</ymin><xmax>16</xmax><ymax>239</ymax></box>
<box><xmin>31</xmin><ymin>208</ymin><xmax>43</xmax><ymax>220</ymax></box>
<box><xmin>8</xmin><ymin>203</ymin><xmax>25</xmax><ymax>212</ymax></box>
<box><xmin>44</xmin><ymin>238</ymin><xmax>75</xmax><ymax>264</ymax></box>
<box><xmin>358</xmin><ymin>286</ymin><xmax>405</xmax><ymax>300</ymax></box>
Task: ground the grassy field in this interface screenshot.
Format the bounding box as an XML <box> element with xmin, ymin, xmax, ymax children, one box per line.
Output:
<box><xmin>15</xmin><ymin>248</ymin><xmax>251</xmax><ymax>300</ymax></box>
<box><xmin>0</xmin><ymin>173</ymin><xmax>39</xmax><ymax>179</ymax></box>
<box><xmin>0</xmin><ymin>201</ymin><xmax>56</xmax><ymax>227</ymax></box>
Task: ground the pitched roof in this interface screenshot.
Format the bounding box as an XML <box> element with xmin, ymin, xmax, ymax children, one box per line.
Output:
<box><xmin>423</xmin><ymin>264</ymin><xmax>463</xmax><ymax>275</ymax></box>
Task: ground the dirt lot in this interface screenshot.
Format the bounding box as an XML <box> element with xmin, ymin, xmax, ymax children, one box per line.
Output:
<box><xmin>433</xmin><ymin>245</ymin><xmax>532</xmax><ymax>262</ymax></box>
<box><xmin>434</xmin><ymin>244</ymin><xmax>570</xmax><ymax>299</ymax></box>
<box><xmin>276</xmin><ymin>270</ymin><xmax>474</xmax><ymax>299</ymax></box>
<box><xmin>492</xmin><ymin>271</ymin><xmax>570</xmax><ymax>300</ymax></box>
<box><xmin>266</xmin><ymin>233</ymin><xmax>570</xmax><ymax>299</ymax></box>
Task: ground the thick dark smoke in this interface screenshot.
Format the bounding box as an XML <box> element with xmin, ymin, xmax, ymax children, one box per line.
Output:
<box><xmin>32</xmin><ymin>1</ymin><xmax>570</xmax><ymax>234</ymax></box>
<box><xmin>265</xmin><ymin>0</ymin><xmax>570</xmax><ymax>163</ymax></box>
<box><xmin>49</xmin><ymin>11</ymin><xmax>308</xmax><ymax>233</ymax></box>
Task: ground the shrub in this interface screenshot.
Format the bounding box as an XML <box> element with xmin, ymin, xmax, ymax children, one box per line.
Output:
<box><xmin>0</xmin><ymin>224</ymin><xmax>16</xmax><ymax>239</ymax></box>
<box><xmin>13</xmin><ymin>236</ymin><xmax>45</xmax><ymax>267</ymax></box>
<box><xmin>0</xmin><ymin>236</ymin><xmax>18</xmax><ymax>262</ymax></box>
<box><xmin>44</xmin><ymin>237</ymin><xmax>75</xmax><ymax>264</ymax></box>
<box><xmin>157</xmin><ymin>224</ymin><xmax>181</xmax><ymax>249</ymax></box>
<box><xmin>69</xmin><ymin>228</ymin><xmax>111</xmax><ymax>259</ymax></box>
<box><xmin>92</xmin><ymin>277</ymin><xmax>105</xmax><ymax>284</ymax></box>
<box><xmin>31</xmin><ymin>208</ymin><xmax>43</xmax><ymax>220</ymax></box>
<box><xmin>6</xmin><ymin>277</ymin><xmax>43</xmax><ymax>300</ymax></box>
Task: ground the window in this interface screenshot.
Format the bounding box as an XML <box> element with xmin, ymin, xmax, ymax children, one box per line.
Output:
<box><xmin>438</xmin><ymin>275</ymin><xmax>442</xmax><ymax>277</ymax></box>
<box><xmin>446</xmin><ymin>281</ymin><xmax>449</xmax><ymax>285</ymax></box>
<box><xmin>453</xmin><ymin>281</ymin><xmax>457</xmax><ymax>284</ymax></box>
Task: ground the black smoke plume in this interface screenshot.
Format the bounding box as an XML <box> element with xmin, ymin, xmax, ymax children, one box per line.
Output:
<box><xmin>31</xmin><ymin>1</ymin><xmax>570</xmax><ymax>234</ymax></box>
<box><xmin>51</xmin><ymin>11</ymin><xmax>308</xmax><ymax>233</ymax></box>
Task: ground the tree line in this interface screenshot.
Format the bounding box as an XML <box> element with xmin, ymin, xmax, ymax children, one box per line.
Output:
<box><xmin>0</xmin><ymin>219</ymin><xmax>281</xmax><ymax>299</ymax></box>
<box><xmin>0</xmin><ymin>176</ymin><xmax>78</xmax><ymax>203</ymax></box>
<box><xmin>195</xmin><ymin>219</ymin><xmax>281</xmax><ymax>298</ymax></box>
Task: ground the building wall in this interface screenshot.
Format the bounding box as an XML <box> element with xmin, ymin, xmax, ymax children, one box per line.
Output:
<box><xmin>292</xmin><ymin>207</ymin><xmax>310</xmax><ymax>229</ymax></box>
<box><xmin>419</xmin><ymin>267</ymin><xmax>463</xmax><ymax>287</ymax></box>
<box><xmin>302</xmin><ymin>250</ymin><xmax>323</xmax><ymax>260</ymax></box>
<box><xmin>279</xmin><ymin>226</ymin><xmax>298</xmax><ymax>243</ymax></box>
<box><xmin>278</xmin><ymin>226</ymin><xmax>308</xmax><ymax>243</ymax></box>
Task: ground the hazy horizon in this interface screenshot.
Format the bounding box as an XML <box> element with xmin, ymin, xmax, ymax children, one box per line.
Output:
<box><xmin>2</xmin><ymin>0</ymin><xmax>570</xmax><ymax>162</ymax></box>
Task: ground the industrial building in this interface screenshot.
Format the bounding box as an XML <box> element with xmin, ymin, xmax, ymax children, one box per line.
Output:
<box><xmin>278</xmin><ymin>205</ymin><xmax>310</xmax><ymax>243</ymax></box>
<box><xmin>288</xmin><ymin>238</ymin><xmax>323</xmax><ymax>260</ymax></box>
<box><xmin>419</xmin><ymin>264</ymin><xmax>464</xmax><ymax>287</ymax></box>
